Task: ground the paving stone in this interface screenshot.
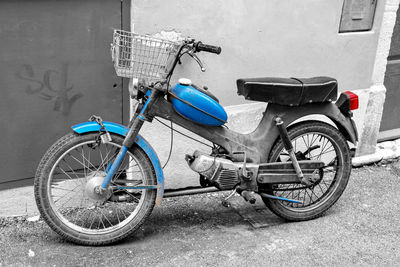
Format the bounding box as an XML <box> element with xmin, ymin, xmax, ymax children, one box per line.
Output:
<box><xmin>228</xmin><ymin>196</ymin><xmax>283</xmax><ymax>228</ymax></box>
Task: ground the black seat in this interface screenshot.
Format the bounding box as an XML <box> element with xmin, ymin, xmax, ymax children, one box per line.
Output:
<box><xmin>237</xmin><ymin>76</ymin><xmax>337</xmax><ymax>106</ymax></box>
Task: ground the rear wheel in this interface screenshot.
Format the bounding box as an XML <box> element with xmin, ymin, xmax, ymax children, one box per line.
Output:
<box><xmin>260</xmin><ymin>121</ymin><xmax>351</xmax><ymax>221</ymax></box>
<box><xmin>34</xmin><ymin>132</ymin><xmax>157</xmax><ymax>245</ymax></box>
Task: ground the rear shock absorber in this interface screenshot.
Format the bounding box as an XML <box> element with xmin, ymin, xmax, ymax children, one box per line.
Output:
<box><xmin>275</xmin><ymin>117</ymin><xmax>312</xmax><ymax>186</ymax></box>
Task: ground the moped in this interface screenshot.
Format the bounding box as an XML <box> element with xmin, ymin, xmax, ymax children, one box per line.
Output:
<box><xmin>34</xmin><ymin>30</ymin><xmax>359</xmax><ymax>245</ymax></box>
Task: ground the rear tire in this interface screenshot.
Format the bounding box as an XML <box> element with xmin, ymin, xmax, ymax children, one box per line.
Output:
<box><xmin>260</xmin><ymin>121</ymin><xmax>351</xmax><ymax>221</ymax></box>
<box><xmin>34</xmin><ymin>132</ymin><xmax>157</xmax><ymax>245</ymax></box>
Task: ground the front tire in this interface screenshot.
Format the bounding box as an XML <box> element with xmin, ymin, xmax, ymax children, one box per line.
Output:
<box><xmin>34</xmin><ymin>132</ymin><xmax>157</xmax><ymax>245</ymax></box>
<box><xmin>260</xmin><ymin>121</ymin><xmax>352</xmax><ymax>221</ymax></box>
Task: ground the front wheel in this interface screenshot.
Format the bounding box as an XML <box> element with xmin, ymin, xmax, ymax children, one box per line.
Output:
<box><xmin>34</xmin><ymin>132</ymin><xmax>157</xmax><ymax>245</ymax></box>
<box><xmin>260</xmin><ymin>121</ymin><xmax>352</xmax><ymax>221</ymax></box>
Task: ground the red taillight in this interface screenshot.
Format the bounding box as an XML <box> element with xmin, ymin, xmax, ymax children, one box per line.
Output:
<box><xmin>344</xmin><ymin>91</ymin><xmax>359</xmax><ymax>110</ymax></box>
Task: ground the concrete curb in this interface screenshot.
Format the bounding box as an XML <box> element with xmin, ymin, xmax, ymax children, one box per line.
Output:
<box><xmin>352</xmin><ymin>139</ymin><xmax>400</xmax><ymax>167</ymax></box>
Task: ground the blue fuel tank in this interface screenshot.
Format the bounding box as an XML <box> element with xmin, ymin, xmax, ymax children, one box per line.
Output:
<box><xmin>170</xmin><ymin>82</ymin><xmax>227</xmax><ymax>126</ymax></box>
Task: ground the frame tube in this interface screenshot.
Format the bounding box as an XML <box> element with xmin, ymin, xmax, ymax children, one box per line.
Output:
<box><xmin>149</xmin><ymin>96</ymin><xmax>357</xmax><ymax>163</ymax></box>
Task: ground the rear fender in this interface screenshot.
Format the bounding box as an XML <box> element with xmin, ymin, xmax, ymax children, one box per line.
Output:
<box><xmin>72</xmin><ymin>121</ymin><xmax>164</xmax><ymax>205</ymax></box>
<box><xmin>267</xmin><ymin>102</ymin><xmax>358</xmax><ymax>144</ymax></box>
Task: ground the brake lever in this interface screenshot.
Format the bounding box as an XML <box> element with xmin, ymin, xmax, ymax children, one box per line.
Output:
<box><xmin>188</xmin><ymin>51</ymin><xmax>206</xmax><ymax>72</ymax></box>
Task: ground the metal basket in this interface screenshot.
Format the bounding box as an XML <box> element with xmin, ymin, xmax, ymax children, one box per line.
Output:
<box><xmin>111</xmin><ymin>30</ymin><xmax>182</xmax><ymax>84</ymax></box>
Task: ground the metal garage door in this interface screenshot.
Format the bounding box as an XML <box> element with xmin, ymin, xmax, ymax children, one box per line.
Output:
<box><xmin>0</xmin><ymin>0</ymin><xmax>129</xmax><ymax>188</ymax></box>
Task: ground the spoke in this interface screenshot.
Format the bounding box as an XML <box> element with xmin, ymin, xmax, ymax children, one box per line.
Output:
<box><xmin>99</xmin><ymin>211</ymin><xmax>106</xmax><ymax>229</ymax></box>
<box><xmin>317</xmin><ymin>182</ymin><xmax>325</xmax><ymax>194</ymax></box>
<box><xmin>81</xmin><ymin>148</ymin><xmax>87</xmax><ymax>177</ymax></box>
<box><xmin>292</xmin><ymin>188</ymin><xmax>302</xmax><ymax>201</ymax></box>
<box><xmin>57</xmin><ymin>166</ymin><xmax>83</xmax><ymax>187</ymax></box>
<box><xmin>112</xmin><ymin>157</ymin><xmax>129</xmax><ymax>183</ymax></box>
<box><xmin>78</xmin><ymin>147</ymin><xmax>98</xmax><ymax>172</ymax></box>
<box><xmin>95</xmin><ymin>146</ymin><xmax>117</xmax><ymax>174</ymax></box>
<box><xmin>303</xmin><ymin>189</ymin><xmax>308</xmax><ymax>207</ymax></box>
<box><xmin>88</xmin><ymin>212</ymin><xmax>97</xmax><ymax>229</ymax></box>
<box><xmin>69</xmin><ymin>153</ymin><xmax>91</xmax><ymax>173</ymax></box>
<box><xmin>317</xmin><ymin>137</ymin><xmax>330</xmax><ymax>160</ymax></box>
<box><xmin>61</xmin><ymin>159</ymin><xmax>81</xmax><ymax>179</ymax></box>
<box><xmin>117</xmin><ymin>204</ymin><xmax>130</xmax><ymax>220</ymax></box>
<box><xmin>56</xmin><ymin>190</ymin><xmax>80</xmax><ymax>209</ymax></box>
<box><xmin>317</xmin><ymin>140</ymin><xmax>334</xmax><ymax>161</ymax></box>
<box><xmin>51</xmin><ymin>186</ymin><xmax>79</xmax><ymax>192</ymax></box>
<box><xmin>98</xmin><ymin>148</ymin><xmax>106</xmax><ymax>172</ymax></box>
<box><xmin>96</xmin><ymin>211</ymin><xmax>105</xmax><ymax>230</ymax></box>
<box><xmin>122</xmin><ymin>189</ymin><xmax>142</xmax><ymax>203</ymax></box>
<box><xmin>321</xmin><ymin>179</ymin><xmax>332</xmax><ymax>189</ymax></box>
<box><xmin>309</xmin><ymin>133</ymin><xmax>317</xmax><ymax>148</ymax></box>
<box><xmin>57</xmin><ymin>166</ymin><xmax>75</xmax><ymax>181</ymax></box>
<box><xmin>97</xmin><ymin>206</ymin><xmax>113</xmax><ymax>227</ymax></box>
<box><xmin>319</xmin><ymin>148</ymin><xmax>335</xmax><ymax>157</ymax></box>
<box><xmin>78</xmin><ymin>192</ymin><xmax>86</xmax><ymax>212</ymax></box>
<box><xmin>113</xmin><ymin>156</ymin><xmax>142</xmax><ymax>183</ymax></box>
<box><xmin>309</xmin><ymin>188</ymin><xmax>320</xmax><ymax>200</ymax></box>
<box><xmin>305</xmin><ymin>188</ymin><xmax>314</xmax><ymax>202</ymax></box>
<box><xmin>280</xmin><ymin>187</ymin><xmax>292</xmax><ymax>198</ymax></box>
<box><xmin>301</xmin><ymin>136</ymin><xmax>308</xmax><ymax>150</ymax></box>
<box><xmin>72</xmin><ymin>207</ymin><xmax>84</xmax><ymax>227</ymax></box>
<box><xmin>52</xmin><ymin>183</ymin><xmax>82</xmax><ymax>204</ymax></box>
<box><xmin>114</xmin><ymin>203</ymin><xmax>121</xmax><ymax>224</ymax></box>
<box><xmin>290</xmin><ymin>186</ymin><xmax>296</xmax><ymax>201</ymax></box>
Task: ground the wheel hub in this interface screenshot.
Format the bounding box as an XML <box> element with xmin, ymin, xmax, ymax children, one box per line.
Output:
<box><xmin>84</xmin><ymin>172</ymin><xmax>112</xmax><ymax>202</ymax></box>
<box><xmin>308</xmin><ymin>169</ymin><xmax>324</xmax><ymax>187</ymax></box>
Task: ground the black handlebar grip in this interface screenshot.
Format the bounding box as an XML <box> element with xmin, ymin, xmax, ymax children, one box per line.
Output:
<box><xmin>196</xmin><ymin>42</ymin><xmax>222</xmax><ymax>55</ymax></box>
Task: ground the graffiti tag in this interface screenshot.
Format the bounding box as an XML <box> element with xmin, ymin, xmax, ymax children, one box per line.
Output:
<box><xmin>16</xmin><ymin>64</ymin><xmax>83</xmax><ymax>116</ymax></box>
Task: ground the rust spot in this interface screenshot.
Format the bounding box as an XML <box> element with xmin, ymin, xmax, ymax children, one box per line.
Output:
<box><xmin>156</xmin><ymin>197</ymin><xmax>163</xmax><ymax>206</ymax></box>
<box><xmin>156</xmin><ymin>183</ymin><xmax>163</xmax><ymax>206</ymax></box>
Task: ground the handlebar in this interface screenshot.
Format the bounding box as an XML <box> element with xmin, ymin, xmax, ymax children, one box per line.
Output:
<box><xmin>166</xmin><ymin>39</ymin><xmax>221</xmax><ymax>80</ymax></box>
<box><xmin>195</xmin><ymin>42</ymin><xmax>222</xmax><ymax>55</ymax></box>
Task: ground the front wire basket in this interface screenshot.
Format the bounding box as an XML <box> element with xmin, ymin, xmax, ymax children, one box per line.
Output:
<box><xmin>111</xmin><ymin>30</ymin><xmax>182</xmax><ymax>85</ymax></box>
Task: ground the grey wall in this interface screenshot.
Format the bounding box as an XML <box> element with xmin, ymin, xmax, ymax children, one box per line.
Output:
<box><xmin>133</xmin><ymin>0</ymin><xmax>384</xmax><ymax>106</ymax></box>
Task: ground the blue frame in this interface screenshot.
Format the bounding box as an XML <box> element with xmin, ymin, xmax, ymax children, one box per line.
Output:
<box><xmin>72</xmin><ymin>121</ymin><xmax>165</xmax><ymax>205</ymax></box>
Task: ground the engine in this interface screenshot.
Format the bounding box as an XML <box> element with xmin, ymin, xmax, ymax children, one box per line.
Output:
<box><xmin>185</xmin><ymin>150</ymin><xmax>240</xmax><ymax>190</ymax></box>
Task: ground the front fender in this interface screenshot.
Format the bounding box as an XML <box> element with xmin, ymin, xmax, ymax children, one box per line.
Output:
<box><xmin>72</xmin><ymin>121</ymin><xmax>164</xmax><ymax>205</ymax></box>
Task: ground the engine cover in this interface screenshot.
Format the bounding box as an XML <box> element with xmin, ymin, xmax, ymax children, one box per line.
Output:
<box><xmin>186</xmin><ymin>151</ymin><xmax>240</xmax><ymax>190</ymax></box>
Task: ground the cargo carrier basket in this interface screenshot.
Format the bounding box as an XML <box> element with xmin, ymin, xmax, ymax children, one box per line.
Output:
<box><xmin>111</xmin><ymin>30</ymin><xmax>182</xmax><ymax>84</ymax></box>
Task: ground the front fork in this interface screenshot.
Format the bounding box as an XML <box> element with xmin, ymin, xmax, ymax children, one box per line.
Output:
<box><xmin>100</xmin><ymin>89</ymin><xmax>157</xmax><ymax>190</ymax></box>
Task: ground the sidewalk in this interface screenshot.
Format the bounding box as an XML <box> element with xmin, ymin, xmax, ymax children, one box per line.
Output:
<box><xmin>0</xmin><ymin>186</ymin><xmax>38</xmax><ymax>217</ymax></box>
